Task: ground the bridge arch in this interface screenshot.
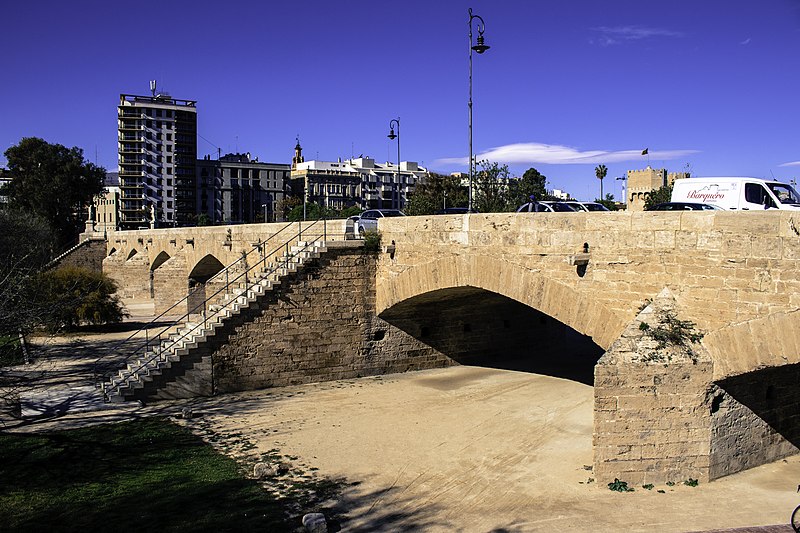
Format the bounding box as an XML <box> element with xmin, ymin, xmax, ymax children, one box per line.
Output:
<box><xmin>188</xmin><ymin>254</ymin><xmax>224</xmax><ymax>284</ymax></box>
<box><xmin>150</xmin><ymin>251</ymin><xmax>171</xmax><ymax>272</ymax></box>
<box><xmin>187</xmin><ymin>254</ymin><xmax>225</xmax><ymax>315</ymax></box>
<box><xmin>126</xmin><ymin>249</ymin><xmax>138</xmax><ymax>260</ymax></box>
<box><xmin>377</xmin><ymin>255</ymin><xmax>628</xmax><ymax>350</ymax></box>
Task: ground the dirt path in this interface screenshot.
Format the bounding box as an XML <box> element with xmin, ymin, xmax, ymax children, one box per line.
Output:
<box><xmin>186</xmin><ymin>366</ymin><xmax>800</xmax><ymax>532</ymax></box>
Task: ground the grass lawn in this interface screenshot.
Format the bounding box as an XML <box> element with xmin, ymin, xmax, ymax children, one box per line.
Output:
<box><xmin>0</xmin><ymin>418</ymin><xmax>303</xmax><ymax>532</ymax></box>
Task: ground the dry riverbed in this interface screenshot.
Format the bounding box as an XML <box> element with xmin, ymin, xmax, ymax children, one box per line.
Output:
<box><xmin>175</xmin><ymin>366</ymin><xmax>800</xmax><ymax>532</ymax></box>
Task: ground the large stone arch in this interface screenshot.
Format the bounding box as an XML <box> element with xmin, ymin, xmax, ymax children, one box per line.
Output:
<box><xmin>701</xmin><ymin>310</ymin><xmax>800</xmax><ymax>479</ymax></box>
<box><xmin>377</xmin><ymin>255</ymin><xmax>628</xmax><ymax>350</ymax></box>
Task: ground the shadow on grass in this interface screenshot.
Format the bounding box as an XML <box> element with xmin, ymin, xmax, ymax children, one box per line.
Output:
<box><xmin>0</xmin><ymin>417</ymin><xmax>447</xmax><ymax>532</ymax></box>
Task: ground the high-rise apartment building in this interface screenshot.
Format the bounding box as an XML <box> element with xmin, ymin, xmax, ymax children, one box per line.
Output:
<box><xmin>118</xmin><ymin>92</ymin><xmax>197</xmax><ymax>229</ymax></box>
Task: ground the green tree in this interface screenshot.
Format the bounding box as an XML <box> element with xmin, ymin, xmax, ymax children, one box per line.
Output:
<box><xmin>404</xmin><ymin>172</ymin><xmax>467</xmax><ymax>216</ymax></box>
<box><xmin>0</xmin><ymin>209</ymin><xmax>57</xmax><ymax>359</ymax></box>
<box><xmin>2</xmin><ymin>138</ymin><xmax>106</xmax><ymax>247</ymax></box>
<box><xmin>644</xmin><ymin>184</ymin><xmax>674</xmax><ymax>210</ymax></box>
<box><xmin>508</xmin><ymin>167</ymin><xmax>553</xmax><ymax>206</ymax></box>
<box><xmin>33</xmin><ymin>267</ymin><xmax>126</xmax><ymax>331</ymax></box>
<box><xmin>594</xmin><ymin>193</ymin><xmax>618</xmax><ymax>211</ymax></box>
<box><xmin>473</xmin><ymin>160</ymin><xmax>511</xmax><ymax>213</ymax></box>
<box><xmin>595</xmin><ymin>164</ymin><xmax>608</xmax><ymax>201</ymax></box>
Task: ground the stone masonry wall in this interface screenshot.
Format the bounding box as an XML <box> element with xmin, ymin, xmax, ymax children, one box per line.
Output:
<box><xmin>153</xmin><ymin>253</ymin><xmax>189</xmax><ymax>316</ymax></box>
<box><xmin>593</xmin><ymin>291</ymin><xmax>715</xmax><ymax>485</ymax></box>
<box><xmin>51</xmin><ymin>239</ymin><xmax>107</xmax><ymax>273</ymax></box>
<box><xmin>212</xmin><ymin>246</ymin><xmax>452</xmax><ymax>392</ymax></box>
<box><xmin>709</xmin><ymin>366</ymin><xmax>800</xmax><ymax>478</ymax></box>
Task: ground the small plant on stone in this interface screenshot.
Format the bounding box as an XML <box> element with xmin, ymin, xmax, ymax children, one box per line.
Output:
<box><xmin>684</xmin><ymin>478</ymin><xmax>699</xmax><ymax>487</ymax></box>
<box><xmin>638</xmin><ymin>309</ymin><xmax>705</xmax><ymax>363</ymax></box>
<box><xmin>362</xmin><ymin>230</ymin><xmax>382</xmax><ymax>252</ymax></box>
<box><xmin>642</xmin><ymin>483</ymin><xmax>654</xmax><ymax>490</ymax></box>
<box><xmin>666</xmin><ymin>481</ymin><xmax>675</xmax><ymax>486</ymax></box>
<box><xmin>608</xmin><ymin>478</ymin><xmax>635</xmax><ymax>492</ymax></box>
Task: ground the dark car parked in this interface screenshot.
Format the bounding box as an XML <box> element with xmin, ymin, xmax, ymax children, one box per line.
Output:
<box><xmin>434</xmin><ymin>207</ymin><xmax>476</xmax><ymax>215</ymax></box>
<box><xmin>646</xmin><ymin>202</ymin><xmax>724</xmax><ymax>211</ymax></box>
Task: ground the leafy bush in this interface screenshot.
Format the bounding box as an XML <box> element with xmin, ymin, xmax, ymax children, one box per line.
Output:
<box><xmin>608</xmin><ymin>478</ymin><xmax>635</xmax><ymax>492</ymax></box>
<box><xmin>33</xmin><ymin>266</ymin><xmax>127</xmax><ymax>331</ymax></box>
<box><xmin>363</xmin><ymin>230</ymin><xmax>382</xmax><ymax>252</ymax></box>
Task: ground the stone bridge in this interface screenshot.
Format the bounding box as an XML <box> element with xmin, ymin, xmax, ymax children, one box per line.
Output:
<box><xmin>101</xmin><ymin>211</ymin><xmax>800</xmax><ymax>485</ymax></box>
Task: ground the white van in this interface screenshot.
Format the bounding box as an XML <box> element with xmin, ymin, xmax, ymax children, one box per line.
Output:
<box><xmin>671</xmin><ymin>177</ymin><xmax>800</xmax><ymax>211</ymax></box>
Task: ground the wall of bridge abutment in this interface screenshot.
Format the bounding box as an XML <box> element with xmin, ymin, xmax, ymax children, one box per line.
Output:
<box><xmin>102</xmin><ymin>219</ymin><xmax>347</xmax><ymax>316</ymax></box>
<box><xmin>376</xmin><ymin>211</ymin><xmax>800</xmax><ymax>484</ymax></box>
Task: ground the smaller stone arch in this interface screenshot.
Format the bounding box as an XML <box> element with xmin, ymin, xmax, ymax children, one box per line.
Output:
<box><xmin>126</xmin><ymin>249</ymin><xmax>138</xmax><ymax>260</ymax></box>
<box><xmin>187</xmin><ymin>254</ymin><xmax>225</xmax><ymax>315</ymax></box>
<box><xmin>189</xmin><ymin>254</ymin><xmax>225</xmax><ymax>283</ymax></box>
<box><xmin>108</xmin><ymin>247</ymin><xmax>117</xmax><ymax>257</ymax></box>
<box><xmin>150</xmin><ymin>251</ymin><xmax>171</xmax><ymax>271</ymax></box>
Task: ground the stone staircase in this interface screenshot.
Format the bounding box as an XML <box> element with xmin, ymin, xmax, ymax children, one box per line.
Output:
<box><xmin>102</xmin><ymin>240</ymin><xmax>327</xmax><ymax>403</ymax></box>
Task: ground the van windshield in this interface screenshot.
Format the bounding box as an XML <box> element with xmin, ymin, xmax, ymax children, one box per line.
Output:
<box><xmin>768</xmin><ymin>183</ymin><xmax>800</xmax><ymax>205</ymax></box>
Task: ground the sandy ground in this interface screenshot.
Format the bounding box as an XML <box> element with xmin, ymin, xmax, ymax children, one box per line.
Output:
<box><xmin>182</xmin><ymin>367</ymin><xmax>800</xmax><ymax>532</ymax></box>
<box><xmin>4</xmin><ymin>319</ymin><xmax>800</xmax><ymax>532</ymax></box>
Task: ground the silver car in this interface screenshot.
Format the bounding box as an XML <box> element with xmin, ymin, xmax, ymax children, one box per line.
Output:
<box><xmin>565</xmin><ymin>201</ymin><xmax>611</xmax><ymax>212</ymax></box>
<box><xmin>516</xmin><ymin>201</ymin><xmax>577</xmax><ymax>213</ymax></box>
<box><xmin>356</xmin><ymin>209</ymin><xmax>406</xmax><ymax>233</ymax></box>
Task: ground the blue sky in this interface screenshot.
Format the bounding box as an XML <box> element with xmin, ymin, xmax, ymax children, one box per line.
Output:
<box><xmin>1</xmin><ymin>0</ymin><xmax>798</xmax><ymax>201</ymax></box>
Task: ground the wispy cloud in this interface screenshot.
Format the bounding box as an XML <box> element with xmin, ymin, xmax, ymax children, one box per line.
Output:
<box><xmin>591</xmin><ymin>25</ymin><xmax>683</xmax><ymax>46</ymax></box>
<box><xmin>740</xmin><ymin>37</ymin><xmax>752</xmax><ymax>45</ymax></box>
<box><xmin>435</xmin><ymin>142</ymin><xmax>699</xmax><ymax>167</ymax></box>
<box><xmin>779</xmin><ymin>160</ymin><xmax>800</xmax><ymax>167</ymax></box>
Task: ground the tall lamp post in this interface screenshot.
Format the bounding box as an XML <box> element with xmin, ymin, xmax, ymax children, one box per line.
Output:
<box><xmin>468</xmin><ymin>8</ymin><xmax>490</xmax><ymax>213</ymax></box>
<box><xmin>388</xmin><ymin>118</ymin><xmax>400</xmax><ymax>209</ymax></box>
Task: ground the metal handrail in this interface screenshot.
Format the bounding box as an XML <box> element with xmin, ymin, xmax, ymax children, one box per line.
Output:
<box><xmin>95</xmin><ymin>217</ymin><xmax>328</xmax><ymax>397</ymax></box>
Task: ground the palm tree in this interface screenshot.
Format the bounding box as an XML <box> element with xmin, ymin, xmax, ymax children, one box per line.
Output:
<box><xmin>595</xmin><ymin>164</ymin><xmax>608</xmax><ymax>200</ymax></box>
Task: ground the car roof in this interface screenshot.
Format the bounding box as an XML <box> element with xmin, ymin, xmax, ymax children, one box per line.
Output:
<box><xmin>648</xmin><ymin>202</ymin><xmax>723</xmax><ymax>211</ymax></box>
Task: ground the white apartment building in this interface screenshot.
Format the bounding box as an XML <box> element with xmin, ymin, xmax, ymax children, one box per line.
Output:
<box><xmin>117</xmin><ymin>92</ymin><xmax>197</xmax><ymax>228</ymax></box>
<box><xmin>291</xmin><ymin>149</ymin><xmax>427</xmax><ymax>210</ymax></box>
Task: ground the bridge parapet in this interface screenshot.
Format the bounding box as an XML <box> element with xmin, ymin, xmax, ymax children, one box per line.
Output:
<box><xmin>377</xmin><ymin>211</ymin><xmax>800</xmax><ymax>338</ymax></box>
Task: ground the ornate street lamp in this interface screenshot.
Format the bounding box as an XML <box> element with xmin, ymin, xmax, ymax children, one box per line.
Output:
<box><xmin>468</xmin><ymin>8</ymin><xmax>490</xmax><ymax>213</ymax></box>
<box><xmin>388</xmin><ymin>118</ymin><xmax>400</xmax><ymax>209</ymax></box>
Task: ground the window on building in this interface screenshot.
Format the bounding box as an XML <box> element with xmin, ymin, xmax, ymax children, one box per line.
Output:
<box><xmin>167</xmin><ymin>190</ymin><xmax>173</xmax><ymax>197</ymax></box>
<box><xmin>166</xmin><ymin>133</ymin><xmax>172</xmax><ymax>141</ymax></box>
<box><xmin>167</xmin><ymin>145</ymin><xmax>172</xmax><ymax>152</ymax></box>
<box><xmin>167</xmin><ymin>179</ymin><xmax>172</xmax><ymax>186</ymax></box>
<box><xmin>167</xmin><ymin>156</ymin><xmax>172</xmax><ymax>163</ymax></box>
<box><xmin>167</xmin><ymin>167</ymin><xmax>172</xmax><ymax>175</ymax></box>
